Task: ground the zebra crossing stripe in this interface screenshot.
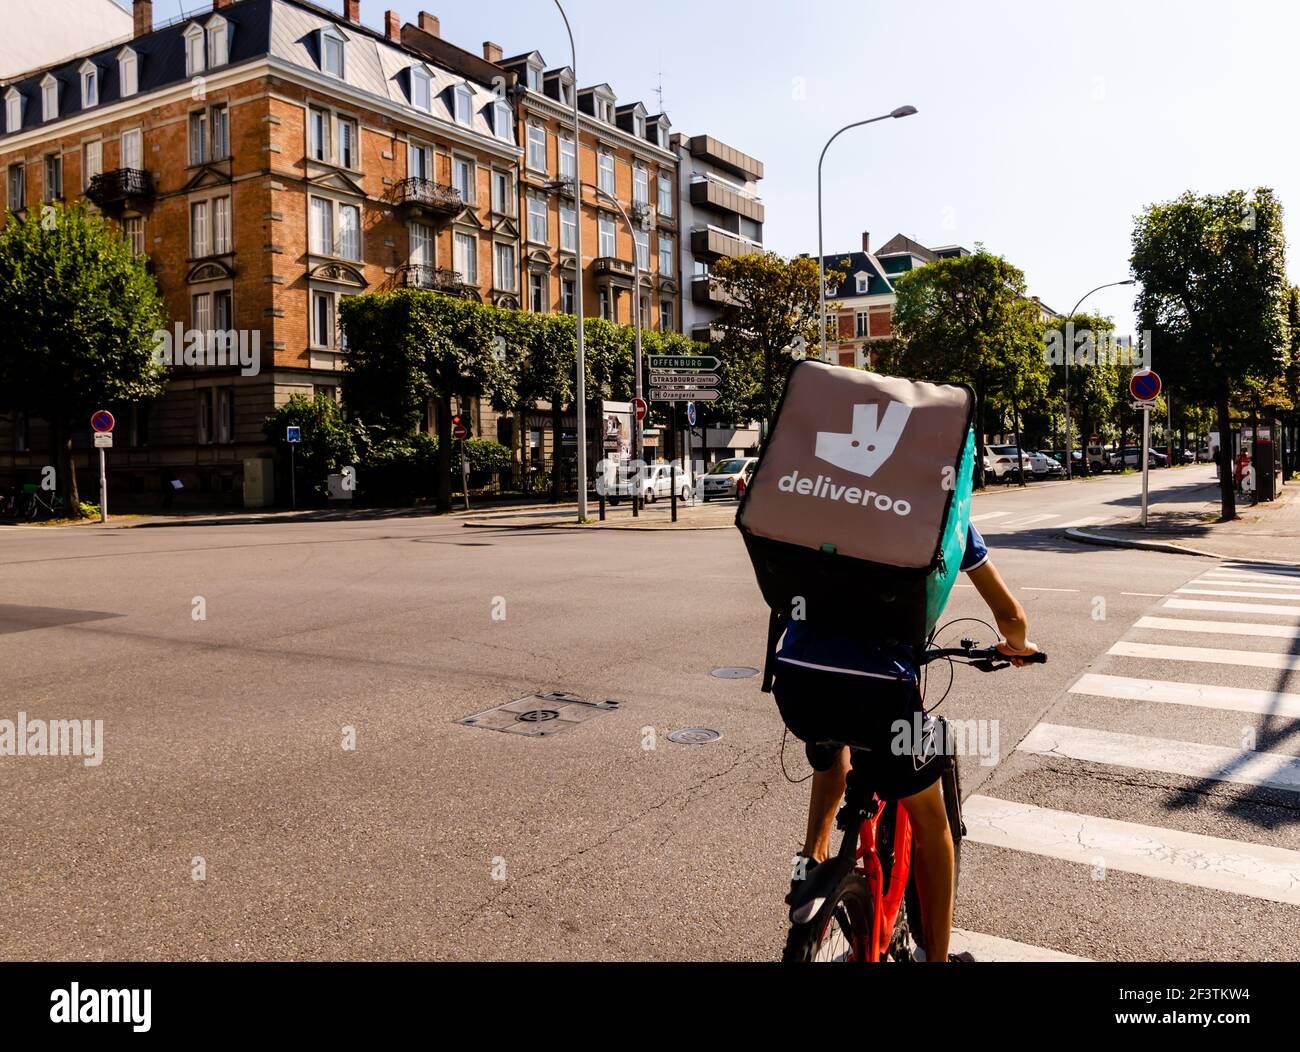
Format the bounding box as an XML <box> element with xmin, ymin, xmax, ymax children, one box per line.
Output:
<box><xmin>1069</xmin><ymin>672</ymin><xmax>1300</xmax><ymax>718</ymax></box>
<box><xmin>963</xmin><ymin>795</ymin><xmax>1300</xmax><ymax>905</ymax></box>
<box><xmin>1134</xmin><ymin>615</ymin><xmax>1300</xmax><ymax>639</ymax></box>
<box><xmin>1004</xmin><ymin>514</ymin><xmax>1056</xmax><ymax>527</ymax></box>
<box><xmin>1196</xmin><ymin>576</ymin><xmax>1300</xmax><ymax>589</ymax></box>
<box><xmin>949</xmin><ymin>928</ymin><xmax>1089</xmax><ymax>962</ymax></box>
<box><xmin>1109</xmin><ymin>640</ymin><xmax>1300</xmax><ymax>671</ymax></box>
<box><xmin>1221</xmin><ymin>562</ymin><xmax>1300</xmax><ymax>577</ymax></box>
<box><xmin>1164</xmin><ymin>597</ymin><xmax>1300</xmax><ymax>616</ymax></box>
<box><xmin>1176</xmin><ymin>587</ymin><xmax>1300</xmax><ymax>600</ymax></box>
<box><xmin>1019</xmin><ymin>723</ymin><xmax>1300</xmax><ymax>794</ymax></box>
<box><xmin>971</xmin><ymin>511</ymin><xmax>1011</xmax><ymax>522</ymax></box>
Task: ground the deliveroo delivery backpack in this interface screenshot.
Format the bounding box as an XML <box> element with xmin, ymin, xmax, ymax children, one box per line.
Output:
<box><xmin>736</xmin><ymin>361</ymin><xmax>976</xmax><ymax>691</ymax></box>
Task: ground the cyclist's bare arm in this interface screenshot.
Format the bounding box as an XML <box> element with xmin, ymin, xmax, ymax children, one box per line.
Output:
<box><xmin>966</xmin><ymin>560</ymin><xmax>1037</xmax><ymax>664</ymax></box>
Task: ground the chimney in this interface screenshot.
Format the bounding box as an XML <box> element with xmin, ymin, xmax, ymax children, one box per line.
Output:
<box><xmin>418</xmin><ymin>12</ymin><xmax>440</xmax><ymax>37</ymax></box>
<box><xmin>133</xmin><ymin>0</ymin><xmax>152</xmax><ymax>37</ymax></box>
<box><xmin>384</xmin><ymin>10</ymin><xmax>401</xmax><ymax>41</ymax></box>
<box><xmin>344</xmin><ymin>0</ymin><xmax>360</xmax><ymax>22</ymax></box>
<box><xmin>482</xmin><ymin>41</ymin><xmax>503</xmax><ymax>63</ymax></box>
<box><xmin>861</xmin><ymin>231</ymin><xmax>870</xmax><ymax>254</ymax></box>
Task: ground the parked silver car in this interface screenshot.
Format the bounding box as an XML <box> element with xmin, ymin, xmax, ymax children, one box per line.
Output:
<box><xmin>701</xmin><ymin>457</ymin><xmax>757</xmax><ymax>501</ymax></box>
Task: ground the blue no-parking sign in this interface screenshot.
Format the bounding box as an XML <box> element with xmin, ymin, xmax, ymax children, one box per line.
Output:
<box><xmin>1129</xmin><ymin>370</ymin><xmax>1161</xmax><ymax>402</ymax></box>
<box><xmin>687</xmin><ymin>402</ymin><xmax>697</xmax><ymax>426</ymax></box>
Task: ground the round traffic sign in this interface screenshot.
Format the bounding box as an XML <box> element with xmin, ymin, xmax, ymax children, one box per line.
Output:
<box><xmin>453</xmin><ymin>424</ymin><xmax>469</xmax><ymax>440</ymax></box>
<box><xmin>1129</xmin><ymin>370</ymin><xmax>1161</xmax><ymax>402</ymax></box>
<box><xmin>633</xmin><ymin>397</ymin><xmax>648</xmax><ymax>422</ymax></box>
<box><xmin>91</xmin><ymin>410</ymin><xmax>115</xmax><ymax>432</ymax></box>
<box><xmin>687</xmin><ymin>402</ymin><xmax>697</xmax><ymax>426</ymax></box>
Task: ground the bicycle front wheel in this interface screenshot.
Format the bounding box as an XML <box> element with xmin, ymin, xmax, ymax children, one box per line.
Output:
<box><xmin>782</xmin><ymin>872</ymin><xmax>875</xmax><ymax>963</ymax></box>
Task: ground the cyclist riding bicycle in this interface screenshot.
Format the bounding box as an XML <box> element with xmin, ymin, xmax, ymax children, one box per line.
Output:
<box><xmin>772</xmin><ymin>521</ymin><xmax>1038</xmax><ymax>963</ymax></box>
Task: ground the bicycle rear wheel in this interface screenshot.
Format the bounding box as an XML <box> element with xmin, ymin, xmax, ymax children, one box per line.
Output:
<box><xmin>782</xmin><ymin>871</ymin><xmax>875</xmax><ymax>963</ymax></box>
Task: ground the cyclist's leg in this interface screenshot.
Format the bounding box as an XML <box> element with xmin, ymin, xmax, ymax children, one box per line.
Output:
<box><xmin>899</xmin><ymin>778</ymin><xmax>953</xmax><ymax>962</ymax></box>
<box><xmin>801</xmin><ymin>744</ymin><xmax>849</xmax><ymax>863</ymax></box>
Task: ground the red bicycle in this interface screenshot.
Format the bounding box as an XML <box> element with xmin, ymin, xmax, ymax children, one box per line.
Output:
<box><xmin>782</xmin><ymin>639</ymin><xmax>1046</xmax><ymax>963</ymax></box>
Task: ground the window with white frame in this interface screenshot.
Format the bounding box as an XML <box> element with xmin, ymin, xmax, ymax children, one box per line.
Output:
<box><xmin>526</xmin><ymin>193</ymin><xmax>547</xmax><ymax>243</ymax></box>
<box><xmin>558</xmin><ymin>136</ymin><xmax>576</xmax><ymax>181</ymax></box>
<box><xmin>527</xmin><ymin>124</ymin><xmax>546</xmax><ymax>171</ymax></box>
<box><xmin>337</xmin><ymin>116</ymin><xmax>356</xmax><ymax>169</ymax></box>
<box><xmin>310</xmin><ymin>197</ymin><xmax>332</xmax><ymax>256</ymax></box>
<box><xmin>308</xmin><ymin>107</ymin><xmax>330</xmax><ymax>162</ymax></box>
<box><xmin>408</xmin><ymin>142</ymin><xmax>432</xmax><ymax>180</ymax></box>
<box><xmin>212</xmin><ymin>196</ymin><xmax>231</xmax><ymax>254</ymax></box>
<box><xmin>190</xmin><ymin>104</ymin><xmax>229</xmax><ymax>165</ymax></box>
<box><xmin>5</xmin><ymin>89</ymin><xmax>22</xmax><ymax>133</ymax></box>
<box><xmin>120</xmin><ymin>128</ymin><xmax>143</xmax><ymax>170</ymax></box>
<box><xmin>491</xmin><ymin>169</ymin><xmax>513</xmax><ymax>215</ymax></box>
<box><xmin>185</xmin><ymin>25</ymin><xmax>205</xmax><ymax>77</ymax></box>
<box><xmin>41</xmin><ymin>76</ymin><xmax>58</xmax><ymax>121</ymax></box>
<box><xmin>125</xmin><ymin>216</ymin><xmax>145</xmax><ymax>256</ymax></box>
<box><xmin>657</xmin><ymin>124</ymin><xmax>669</xmax><ymax>149</ymax></box>
<box><xmin>320</xmin><ymin>28</ymin><xmax>346</xmax><ymax>78</ymax></box>
<box><xmin>856</xmin><ymin>273</ymin><xmax>868</xmax><ymax>294</ymax></box>
<box><xmin>83</xmin><ymin>141</ymin><xmax>102</xmax><ymax>189</ymax></box>
<box><xmin>855</xmin><ymin>310</ymin><xmax>870</xmax><ymax>338</ymax></box>
<box><xmin>190</xmin><ymin>198</ymin><xmax>226</xmax><ymax>257</ymax></box>
<box><xmin>660</xmin><ymin>299</ymin><xmax>673</xmax><ymax>332</ymax></box>
<box><xmin>597</xmin><ymin>152</ymin><xmax>614</xmax><ymax>195</ymax></box>
<box><xmin>598</xmin><ymin>288</ymin><xmax>610</xmax><ymax>319</ymax></box>
<box><xmin>118</xmin><ymin>49</ymin><xmax>138</xmax><ymax>98</ymax></box>
<box><xmin>658</xmin><ymin>234</ymin><xmax>673</xmax><ymax>275</ymax></box>
<box><xmin>411</xmin><ymin>66</ymin><xmax>432</xmax><ymax>110</ymax></box>
<box><xmin>312</xmin><ymin>289</ymin><xmax>337</xmax><ymax>347</ymax></box>
<box><xmin>657</xmin><ymin>172</ymin><xmax>673</xmax><ymax>216</ymax></box>
<box><xmin>494</xmin><ymin>242</ymin><xmax>516</xmax><ymax>292</ymax></box>
<box><xmin>529</xmin><ymin>272</ymin><xmax>545</xmax><ymax>312</ymax></box>
<box><xmin>598</xmin><ymin>214</ymin><xmax>616</xmax><ymax>257</ymax></box>
<box><xmin>633</xmin><ymin>164</ymin><xmax>648</xmax><ymax>206</ymax></box>
<box><xmin>633</xmin><ymin>114</ymin><xmax>645</xmax><ymax>139</ymax></box>
<box><xmin>633</xmin><ymin>228</ymin><xmax>649</xmax><ymax>269</ymax></box>
<box><xmin>526</xmin><ymin>65</ymin><xmax>542</xmax><ymax>92</ymax></box>
<box><xmin>453</xmin><ymin>85</ymin><xmax>473</xmax><ymax>126</ymax></box>
<box><xmin>207</xmin><ymin>17</ymin><xmax>230</xmax><ymax>69</ymax></box>
<box><xmin>43</xmin><ymin>153</ymin><xmax>61</xmax><ymax>201</ymax></box>
<box><xmin>453</xmin><ymin>231</ymin><xmax>477</xmax><ymax>284</ymax></box>
<box><xmin>558</xmin><ymin>80</ymin><xmax>573</xmax><ymax>106</ymax></box>
<box><xmin>7</xmin><ymin>164</ymin><xmax>25</xmax><ymax>211</ymax></box>
<box><xmin>452</xmin><ymin>156</ymin><xmax>474</xmax><ymax>203</ymax></box>
<box><xmin>309</xmin><ymin>198</ymin><xmax>360</xmax><ymax>261</ymax></box>
<box><xmin>492</xmin><ymin>100</ymin><xmax>512</xmax><ymax>142</ymax></box>
<box><xmin>560</xmin><ymin>204</ymin><xmax>576</xmax><ymax>251</ymax></box>
<box><xmin>80</xmin><ymin>63</ymin><xmax>98</xmax><ymax>109</ymax></box>
<box><xmin>561</xmin><ymin>278</ymin><xmax>574</xmax><ymax>314</ymax></box>
<box><xmin>409</xmin><ymin>221</ymin><xmax>433</xmax><ymax>266</ymax></box>
<box><xmin>337</xmin><ymin>202</ymin><xmax>359</xmax><ymax>261</ymax></box>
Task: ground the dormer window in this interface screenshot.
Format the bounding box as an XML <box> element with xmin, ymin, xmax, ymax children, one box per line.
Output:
<box><xmin>207</xmin><ymin>15</ymin><xmax>230</xmax><ymax>69</ymax></box>
<box><xmin>526</xmin><ymin>64</ymin><xmax>542</xmax><ymax>92</ymax></box>
<box><xmin>559</xmin><ymin>80</ymin><xmax>573</xmax><ymax>105</ymax></box>
<box><xmin>492</xmin><ymin>100</ymin><xmax>512</xmax><ymax>142</ymax></box>
<box><xmin>633</xmin><ymin>114</ymin><xmax>645</xmax><ymax>139</ymax></box>
<box><xmin>5</xmin><ymin>88</ymin><xmax>23</xmax><ymax>132</ymax></box>
<box><xmin>80</xmin><ymin>62</ymin><xmax>99</xmax><ymax>109</ymax></box>
<box><xmin>118</xmin><ymin>48</ymin><xmax>139</xmax><ymax>98</ymax></box>
<box><xmin>410</xmin><ymin>65</ymin><xmax>432</xmax><ymax>110</ymax></box>
<box><xmin>320</xmin><ymin>28</ymin><xmax>346</xmax><ymax>79</ymax></box>
<box><xmin>598</xmin><ymin>99</ymin><xmax>614</xmax><ymax>123</ymax></box>
<box><xmin>656</xmin><ymin>124</ymin><xmax>668</xmax><ymax>149</ymax></box>
<box><xmin>856</xmin><ymin>272</ymin><xmax>869</xmax><ymax>294</ymax></box>
<box><xmin>453</xmin><ymin>84</ymin><xmax>472</xmax><ymax>126</ymax></box>
<box><xmin>40</xmin><ymin>75</ymin><xmax>58</xmax><ymax>122</ymax></box>
<box><xmin>184</xmin><ymin>24</ymin><xmax>205</xmax><ymax>76</ymax></box>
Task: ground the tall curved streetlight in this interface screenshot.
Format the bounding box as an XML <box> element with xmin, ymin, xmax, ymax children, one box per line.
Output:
<box><xmin>817</xmin><ymin>106</ymin><xmax>917</xmax><ymax>363</ymax></box>
<box><xmin>1061</xmin><ymin>279</ymin><xmax>1136</xmax><ymax>480</ymax></box>
<box><xmin>551</xmin><ymin>0</ymin><xmax>588</xmax><ymax>520</ymax></box>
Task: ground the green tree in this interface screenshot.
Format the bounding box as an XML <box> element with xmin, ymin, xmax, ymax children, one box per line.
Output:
<box><xmin>0</xmin><ymin>203</ymin><xmax>166</xmax><ymax>515</ymax></box>
<box><xmin>262</xmin><ymin>393</ymin><xmax>360</xmax><ymax>503</ymax></box>
<box><xmin>1043</xmin><ymin>311</ymin><xmax>1120</xmax><ymax>466</ymax></box>
<box><xmin>1131</xmin><ymin>188</ymin><xmax>1290</xmax><ymax>519</ymax></box>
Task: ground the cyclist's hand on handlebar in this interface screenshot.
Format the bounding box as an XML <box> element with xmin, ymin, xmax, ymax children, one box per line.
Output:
<box><xmin>996</xmin><ymin>639</ymin><xmax>1041</xmax><ymax>667</ymax></box>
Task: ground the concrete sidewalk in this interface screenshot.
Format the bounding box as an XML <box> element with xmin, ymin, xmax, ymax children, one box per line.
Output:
<box><xmin>1072</xmin><ymin>475</ymin><xmax>1300</xmax><ymax>561</ymax></box>
<box><xmin>464</xmin><ymin>497</ymin><xmax>737</xmax><ymax>530</ymax></box>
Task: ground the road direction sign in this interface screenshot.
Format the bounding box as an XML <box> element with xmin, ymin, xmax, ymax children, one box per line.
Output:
<box><xmin>649</xmin><ymin>373</ymin><xmax>720</xmax><ymax>386</ymax></box>
<box><xmin>650</xmin><ymin>388</ymin><xmax>720</xmax><ymax>402</ymax></box>
<box><xmin>93</xmin><ymin>432</ymin><xmax>113</xmax><ymax>448</ymax></box>
<box><xmin>633</xmin><ymin>397</ymin><xmax>648</xmax><ymax>422</ymax></box>
<box><xmin>1130</xmin><ymin>369</ymin><xmax>1161</xmax><ymax>402</ymax></box>
<box><xmin>687</xmin><ymin>402</ymin><xmax>697</xmax><ymax>426</ymax></box>
<box><xmin>91</xmin><ymin>409</ymin><xmax>115</xmax><ymax>432</ymax></box>
<box><xmin>1132</xmin><ymin>399</ymin><xmax>1157</xmax><ymax>411</ymax></box>
<box><xmin>286</xmin><ymin>426</ymin><xmax>301</xmax><ymax>443</ymax></box>
<box><xmin>453</xmin><ymin>423</ymin><xmax>469</xmax><ymax>440</ymax></box>
<box><xmin>648</xmin><ymin>355</ymin><xmax>719</xmax><ymax>372</ymax></box>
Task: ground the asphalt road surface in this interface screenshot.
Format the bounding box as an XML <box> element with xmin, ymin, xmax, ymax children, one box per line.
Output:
<box><xmin>1</xmin><ymin>465</ymin><xmax>1296</xmax><ymax>961</ymax></box>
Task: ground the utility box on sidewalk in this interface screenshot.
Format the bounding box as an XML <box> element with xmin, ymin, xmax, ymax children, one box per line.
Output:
<box><xmin>1255</xmin><ymin>439</ymin><xmax>1277</xmax><ymax>501</ymax></box>
<box><xmin>243</xmin><ymin>458</ymin><xmax>275</xmax><ymax>508</ymax></box>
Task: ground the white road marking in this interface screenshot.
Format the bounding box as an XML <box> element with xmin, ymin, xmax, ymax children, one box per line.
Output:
<box><xmin>1134</xmin><ymin>615</ymin><xmax>1300</xmax><ymax>639</ymax></box>
<box><xmin>971</xmin><ymin>511</ymin><xmax>1011</xmax><ymax>523</ymax></box>
<box><xmin>1196</xmin><ymin>576</ymin><xmax>1300</xmax><ymax>589</ymax></box>
<box><xmin>1019</xmin><ymin>723</ymin><xmax>1300</xmax><ymax>794</ymax></box>
<box><xmin>949</xmin><ymin>928</ymin><xmax>1089</xmax><ymax>963</ymax></box>
<box><xmin>1003</xmin><ymin>514</ymin><xmax>1056</xmax><ymax>527</ymax></box>
<box><xmin>1069</xmin><ymin>672</ymin><xmax>1300</xmax><ymax>719</ymax></box>
<box><xmin>1176</xmin><ymin>587</ymin><xmax>1300</xmax><ymax>600</ymax></box>
<box><xmin>1023</xmin><ymin>587</ymin><xmax>1079</xmax><ymax>592</ymax></box>
<box><xmin>1121</xmin><ymin>592</ymin><xmax>1168</xmax><ymax>597</ymax></box>
<box><xmin>963</xmin><ymin>795</ymin><xmax>1300</xmax><ymax>905</ymax></box>
<box><xmin>1221</xmin><ymin>562</ymin><xmax>1300</xmax><ymax>578</ymax></box>
<box><xmin>1164</xmin><ymin>597</ymin><xmax>1300</xmax><ymax>616</ymax></box>
<box><xmin>1109</xmin><ymin>639</ymin><xmax>1300</xmax><ymax>671</ymax></box>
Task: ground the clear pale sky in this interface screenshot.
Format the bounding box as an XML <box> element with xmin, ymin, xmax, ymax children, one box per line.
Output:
<box><xmin>152</xmin><ymin>0</ymin><xmax>1300</xmax><ymax>336</ymax></box>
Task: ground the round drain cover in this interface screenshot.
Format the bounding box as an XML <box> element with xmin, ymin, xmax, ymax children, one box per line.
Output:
<box><xmin>517</xmin><ymin>709</ymin><xmax>560</xmax><ymax>722</ymax></box>
<box><xmin>711</xmin><ymin>666</ymin><xmax>759</xmax><ymax>679</ymax></box>
<box><xmin>667</xmin><ymin>727</ymin><xmax>723</xmax><ymax>745</ymax></box>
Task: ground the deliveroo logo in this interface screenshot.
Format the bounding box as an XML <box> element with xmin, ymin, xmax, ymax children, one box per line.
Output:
<box><xmin>815</xmin><ymin>401</ymin><xmax>912</xmax><ymax>478</ymax></box>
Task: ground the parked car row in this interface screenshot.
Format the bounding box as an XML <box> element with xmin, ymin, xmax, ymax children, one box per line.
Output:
<box><xmin>983</xmin><ymin>445</ymin><xmax>1065</xmax><ymax>483</ymax></box>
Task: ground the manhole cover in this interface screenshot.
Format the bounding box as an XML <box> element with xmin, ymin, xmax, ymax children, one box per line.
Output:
<box><xmin>711</xmin><ymin>666</ymin><xmax>759</xmax><ymax>679</ymax></box>
<box><xmin>458</xmin><ymin>692</ymin><xmax>620</xmax><ymax>738</ymax></box>
<box><xmin>667</xmin><ymin>727</ymin><xmax>723</xmax><ymax>745</ymax></box>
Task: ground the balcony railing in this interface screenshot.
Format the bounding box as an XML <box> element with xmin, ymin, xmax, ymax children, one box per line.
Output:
<box><xmin>395</xmin><ymin>178</ymin><xmax>463</xmax><ymax>218</ymax></box>
<box><xmin>592</xmin><ymin>256</ymin><xmax>636</xmax><ymax>284</ymax></box>
<box><xmin>398</xmin><ymin>263</ymin><xmax>467</xmax><ymax>294</ymax></box>
<box><xmin>86</xmin><ymin>168</ymin><xmax>154</xmax><ymax>212</ymax></box>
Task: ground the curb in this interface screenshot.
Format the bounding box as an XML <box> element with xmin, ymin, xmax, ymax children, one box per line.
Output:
<box><xmin>1064</xmin><ymin>527</ymin><xmax>1222</xmax><ymax>558</ymax></box>
<box><xmin>462</xmin><ymin>517</ymin><xmax>731</xmax><ymax>532</ymax></box>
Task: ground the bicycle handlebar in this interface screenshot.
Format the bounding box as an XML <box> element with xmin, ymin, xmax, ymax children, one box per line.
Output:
<box><xmin>919</xmin><ymin>644</ymin><xmax>1047</xmax><ymax>670</ymax></box>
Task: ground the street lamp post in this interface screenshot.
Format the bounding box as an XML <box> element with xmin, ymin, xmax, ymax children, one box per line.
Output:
<box><xmin>817</xmin><ymin>106</ymin><xmax>917</xmax><ymax>363</ymax></box>
<box><xmin>1061</xmin><ymin>279</ymin><xmax>1135</xmax><ymax>480</ymax></box>
<box><xmin>551</xmin><ymin>0</ymin><xmax>587</xmax><ymax>521</ymax></box>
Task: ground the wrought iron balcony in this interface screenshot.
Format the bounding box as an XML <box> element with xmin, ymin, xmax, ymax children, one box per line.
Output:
<box><xmin>395</xmin><ymin>178</ymin><xmax>463</xmax><ymax>219</ymax></box>
<box><xmin>86</xmin><ymin>168</ymin><xmax>154</xmax><ymax>213</ymax></box>
<box><xmin>398</xmin><ymin>263</ymin><xmax>468</xmax><ymax>294</ymax></box>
